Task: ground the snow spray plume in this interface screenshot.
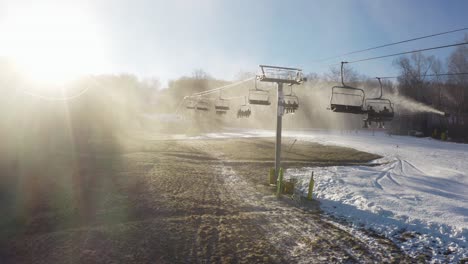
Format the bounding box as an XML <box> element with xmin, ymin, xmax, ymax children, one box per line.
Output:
<box><xmin>388</xmin><ymin>94</ymin><xmax>445</xmax><ymax>115</ymax></box>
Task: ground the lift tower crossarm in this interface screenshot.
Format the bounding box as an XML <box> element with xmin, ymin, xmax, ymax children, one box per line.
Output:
<box><xmin>258</xmin><ymin>65</ymin><xmax>305</xmax><ymax>85</ymax></box>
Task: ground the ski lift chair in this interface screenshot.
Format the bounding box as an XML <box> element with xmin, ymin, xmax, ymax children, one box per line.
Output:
<box><xmin>248</xmin><ymin>90</ymin><xmax>271</xmax><ymax>105</ymax></box>
<box><xmin>248</xmin><ymin>79</ymin><xmax>271</xmax><ymax>105</ymax></box>
<box><xmin>186</xmin><ymin>98</ymin><xmax>197</xmax><ymax>109</ymax></box>
<box><xmin>196</xmin><ymin>98</ymin><xmax>210</xmax><ymax>111</ymax></box>
<box><xmin>329</xmin><ymin>62</ymin><xmax>366</xmax><ymax>114</ymax></box>
<box><xmin>363</xmin><ymin>78</ymin><xmax>395</xmax><ymax>127</ymax></box>
<box><xmin>330</xmin><ymin>86</ymin><xmax>366</xmax><ymax>114</ymax></box>
<box><xmin>365</xmin><ymin>99</ymin><xmax>394</xmax><ymax>122</ymax></box>
<box><xmin>283</xmin><ymin>87</ymin><xmax>299</xmax><ymax>114</ymax></box>
<box><xmin>215</xmin><ymin>97</ymin><xmax>230</xmax><ymax>111</ymax></box>
<box><xmin>363</xmin><ymin>99</ymin><xmax>394</xmax><ymax>128</ymax></box>
<box><xmin>237</xmin><ymin>97</ymin><xmax>252</xmax><ymax>118</ymax></box>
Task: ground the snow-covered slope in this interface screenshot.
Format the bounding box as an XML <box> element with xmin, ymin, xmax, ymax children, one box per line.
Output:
<box><xmin>288</xmin><ymin>130</ymin><xmax>467</xmax><ymax>263</ymax></box>
<box><xmin>181</xmin><ymin>129</ymin><xmax>468</xmax><ymax>263</ymax></box>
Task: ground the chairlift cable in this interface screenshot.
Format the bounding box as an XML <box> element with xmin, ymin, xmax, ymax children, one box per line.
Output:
<box><xmin>222</xmin><ymin>95</ymin><xmax>247</xmax><ymax>100</ymax></box>
<box><xmin>376</xmin><ymin>72</ymin><xmax>468</xmax><ymax>79</ymax></box>
<box><xmin>315</xmin><ymin>27</ymin><xmax>468</xmax><ymax>62</ymax></box>
<box><xmin>185</xmin><ymin>96</ymin><xmax>218</xmax><ymax>100</ymax></box>
<box><xmin>192</xmin><ymin>77</ymin><xmax>255</xmax><ymax>97</ymax></box>
<box><xmin>339</xmin><ymin>42</ymin><xmax>468</xmax><ymax>65</ymax></box>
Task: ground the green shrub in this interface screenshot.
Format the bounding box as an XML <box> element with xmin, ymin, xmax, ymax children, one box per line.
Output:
<box><xmin>441</xmin><ymin>132</ymin><xmax>447</xmax><ymax>141</ymax></box>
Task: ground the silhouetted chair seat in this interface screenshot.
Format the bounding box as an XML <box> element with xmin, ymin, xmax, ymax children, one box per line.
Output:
<box><xmin>215</xmin><ymin>106</ymin><xmax>229</xmax><ymax>110</ymax></box>
<box><xmin>249</xmin><ymin>99</ymin><xmax>271</xmax><ymax>105</ymax></box>
<box><xmin>331</xmin><ymin>104</ymin><xmax>365</xmax><ymax>114</ymax></box>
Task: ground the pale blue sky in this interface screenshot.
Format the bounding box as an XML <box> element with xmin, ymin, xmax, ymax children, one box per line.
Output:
<box><xmin>1</xmin><ymin>0</ymin><xmax>467</xmax><ymax>86</ymax></box>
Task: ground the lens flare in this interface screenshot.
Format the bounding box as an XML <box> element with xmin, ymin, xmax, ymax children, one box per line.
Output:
<box><xmin>0</xmin><ymin>3</ymin><xmax>108</xmax><ymax>86</ymax></box>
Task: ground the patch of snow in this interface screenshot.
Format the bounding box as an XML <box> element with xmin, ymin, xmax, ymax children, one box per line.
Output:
<box><xmin>181</xmin><ymin>129</ymin><xmax>468</xmax><ymax>263</ymax></box>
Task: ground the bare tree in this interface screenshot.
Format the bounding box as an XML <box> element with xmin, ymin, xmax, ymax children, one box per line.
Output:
<box><xmin>394</xmin><ymin>52</ymin><xmax>436</xmax><ymax>101</ymax></box>
<box><xmin>446</xmin><ymin>34</ymin><xmax>468</xmax><ymax>125</ymax></box>
<box><xmin>447</xmin><ymin>35</ymin><xmax>468</xmax><ymax>86</ymax></box>
<box><xmin>192</xmin><ymin>69</ymin><xmax>211</xmax><ymax>80</ymax></box>
<box><xmin>325</xmin><ymin>64</ymin><xmax>363</xmax><ymax>84</ymax></box>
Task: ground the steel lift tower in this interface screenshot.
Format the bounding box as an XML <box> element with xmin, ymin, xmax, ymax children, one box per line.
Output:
<box><xmin>257</xmin><ymin>65</ymin><xmax>306</xmax><ymax>195</ymax></box>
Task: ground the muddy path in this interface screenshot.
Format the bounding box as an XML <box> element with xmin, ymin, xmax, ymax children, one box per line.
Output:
<box><xmin>1</xmin><ymin>137</ymin><xmax>413</xmax><ymax>263</ymax></box>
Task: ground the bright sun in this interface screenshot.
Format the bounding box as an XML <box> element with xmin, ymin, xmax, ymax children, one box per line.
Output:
<box><xmin>0</xmin><ymin>3</ymin><xmax>108</xmax><ymax>85</ymax></box>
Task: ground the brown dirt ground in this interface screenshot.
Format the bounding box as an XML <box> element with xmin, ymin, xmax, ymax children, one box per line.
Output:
<box><xmin>0</xmin><ymin>135</ymin><xmax>415</xmax><ymax>263</ymax></box>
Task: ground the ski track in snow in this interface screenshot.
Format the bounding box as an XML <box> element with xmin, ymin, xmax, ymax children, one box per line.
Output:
<box><xmin>178</xmin><ymin>129</ymin><xmax>468</xmax><ymax>263</ymax></box>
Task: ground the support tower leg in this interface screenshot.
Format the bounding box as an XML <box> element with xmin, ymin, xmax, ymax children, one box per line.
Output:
<box><xmin>275</xmin><ymin>83</ymin><xmax>284</xmax><ymax>196</ymax></box>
